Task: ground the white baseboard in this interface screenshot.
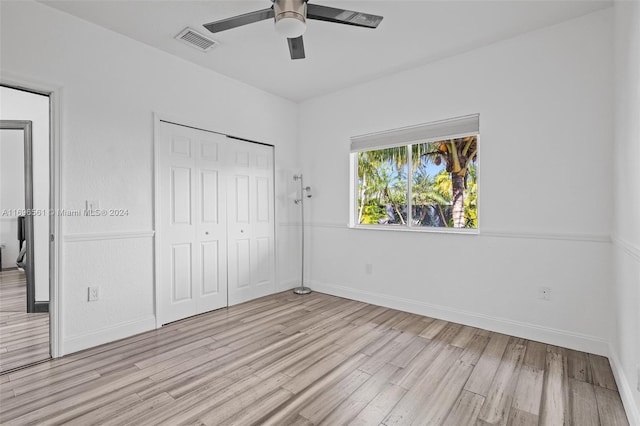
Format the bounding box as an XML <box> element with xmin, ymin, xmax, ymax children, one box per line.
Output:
<box><xmin>608</xmin><ymin>345</ymin><xmax>640</xmax><ymax>425</ymax></box>
<box><xmin>61</xmin><ymin>316</ymin><xmax>156</xmax><ymax>355</ymax></box>
<box><xmin>309</xmin><ymin>280</ymin><xmax>610</xmax><ymax>357</ymax></box>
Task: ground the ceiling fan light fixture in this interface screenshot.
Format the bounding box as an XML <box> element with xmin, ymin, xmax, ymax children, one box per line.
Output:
<box><xmin>202</xmin><ymin>0</ymin><xmax>383</xmax><ymax>60</ymax></box>
<box><xmin>273</xmin><ymin>0</ymin><xmax>307</xmax><ymax>38</ymax></box>
<box><xmin>275</xmin><ymin>15</ymin><xmax>306</xmax><ymax>38</ymax></box>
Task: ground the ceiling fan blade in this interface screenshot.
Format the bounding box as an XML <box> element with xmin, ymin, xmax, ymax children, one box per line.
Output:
<box><xmin>307</xmin><ymin>4</ymin><xmax>383</xmax><ymax>29</ymax></box>
<box><xmin>204</xmin><ymin>7</ymin><xmax>274</xmax><ymax>33</ymax></box>
<box><xmin>287</xmin><ymin>36</ymin><xmax>305</xmax><ymax>60</ymax></box>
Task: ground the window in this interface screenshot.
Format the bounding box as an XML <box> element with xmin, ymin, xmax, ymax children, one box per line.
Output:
<box><xmin>351</xmin><ymin>115</ymin><xmax>479</xmax><ymax>231</ymax></box>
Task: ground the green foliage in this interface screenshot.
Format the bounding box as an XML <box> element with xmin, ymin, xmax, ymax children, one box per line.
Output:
<box><xmin>360</xmin><ymin>203</ymin><xmax>386</xmax><ymax>224</ymax></box>
<box><xmin>464</xmin><ymin>164</ymin><xmax>478</xmax><ymax>228</ymax></box>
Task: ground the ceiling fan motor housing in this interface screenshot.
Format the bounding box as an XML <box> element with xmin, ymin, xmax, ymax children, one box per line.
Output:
<box><xmin>273</xmin><ymin>0</ymin><xmax>307</xmax><ymax>34</ymax></box>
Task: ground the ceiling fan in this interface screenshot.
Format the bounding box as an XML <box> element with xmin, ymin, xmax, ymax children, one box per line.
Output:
<box><xmin>203</xmin><ymin>0</ymin><xmax>383</xmax><ymax>60</ymax></box>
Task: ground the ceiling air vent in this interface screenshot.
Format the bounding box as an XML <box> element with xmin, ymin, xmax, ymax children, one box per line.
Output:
<box><xmin>175</xmin><ymin>28</ymin><xmax>217</xmax><ymax>52</ymax></box>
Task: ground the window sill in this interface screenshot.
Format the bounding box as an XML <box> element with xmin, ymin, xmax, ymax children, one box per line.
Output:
<box><xmin>349</xmin><ymin>224</ymin><xmax>479</xmax><ymax>235</ymax></box>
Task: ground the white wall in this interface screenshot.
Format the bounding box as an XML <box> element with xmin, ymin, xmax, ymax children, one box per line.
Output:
<box><xmin>299</xmin><ymin>10</ymin><xmax>614</xmax><ymax>355</ymax></box>
<box><xmin>0</xmin><ymin>1</ymin><xmax>299</xmax><ymax>354</ymax></box>
<box><xmin>0</xmin><ymin>87</ymin><xmax>51</xmax><ymax>302</ymax></box>
<box><xmin>613</xmin><ymin>0</ymin><xmax>640</xmax><ymax>422</ymax></box>
<box><xmin>0</xmin><ymin>129</ymin><xmax>25</xmax><ymax>270</ymax></box>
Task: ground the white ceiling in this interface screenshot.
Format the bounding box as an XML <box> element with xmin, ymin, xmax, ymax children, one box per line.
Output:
<box><xmin>40</xmin><ymin>0</ymin><xmax>611</xmax><ymax>102</ymax></box>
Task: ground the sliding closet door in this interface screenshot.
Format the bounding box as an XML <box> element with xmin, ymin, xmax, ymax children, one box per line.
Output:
<box><xmin>227</xmin><ymin>139</ymin><xmax>275</xmax><ymax>305</ymax></box>
<box><xmin>158</xmin><ymin>122</ymin><xmax>228</xmax><ymax>324</ymax></box>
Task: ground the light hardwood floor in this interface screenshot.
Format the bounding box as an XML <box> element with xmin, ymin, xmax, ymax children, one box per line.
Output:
<box><xmin>0</xmin><ymin>269</ymin><xmax>49</xmax><ymax>374</ymax></box>
<box><xmin>0</xmin><ymin>291</ymin><xmax>629</xmax><ymax>425</ymax></box>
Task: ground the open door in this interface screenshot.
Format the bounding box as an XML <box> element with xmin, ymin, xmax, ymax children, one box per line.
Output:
<box><xmin>0</xmin><ymin>120</ymin><xmax>36</xmax><ymax>313</ymax></box>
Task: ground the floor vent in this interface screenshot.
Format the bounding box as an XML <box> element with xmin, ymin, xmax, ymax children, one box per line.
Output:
<box><xmin>175</xmin><ymin>28</ymin><xmax>217</xmax><ymax>52</ymax></box>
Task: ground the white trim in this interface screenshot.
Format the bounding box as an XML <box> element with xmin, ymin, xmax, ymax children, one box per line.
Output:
<box><xmin>608</xmin><ymin>344</ymin><xmax>640</xmax><ymax>426</ymax></box>
<box><xmin>612</xmin><ymin>235</ymin><xmax>640</xmax><ymax>260</ymax></box>
<box><xmin>61</xmin><ymin>316</ymin><xmax>156</xmax><ymax>355</ymax></box>
<box><xmin>311</xmin><ymin>221</ymin><xmax>611</xmax><ymax>243</ymax></box>
<box><xmin>64</xmin><ymin>230</ymin><xmax>155</xmax><ymax>242</ymax></box>
<box><xmin>610</xmin><ymin>236</ymin><xmax>640</xmax><ymax>423</ymax></box>
<box><xmin>0</xmin><ymin>72</ymin><xmax>63</xmax><ymax>358</ymax></box>
<box><xmin>153</xmin><ymin>113</ymin><xmax>162</xmax><ymax>328</ymax></box>
<box><xmin>309</xmin><ymin>280</ymin><xmax>610</xmax><ymax>356</ymax></box>
<box><xmin>351</xmin><ymin>224</ymin><xmax>479</xmax><ymax>235</ymax></box>
<box><xmin>482</xmin><ymin>229</ymin><xmax>611</xmax><ymax>243</ymax></box>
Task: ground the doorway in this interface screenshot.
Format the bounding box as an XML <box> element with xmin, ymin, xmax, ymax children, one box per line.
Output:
<box><xmin>156</xmin><ymin>120</ymin><xmax>276</xmax><ymax>325</ymax></box>
<box><xmin>0</xmin><ymin>86</ymin><xmax>52</xmax><ymax>372</ymax></box>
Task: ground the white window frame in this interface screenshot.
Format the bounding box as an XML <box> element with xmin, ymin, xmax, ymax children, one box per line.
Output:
<box><xmin>349</xmin><ymin>114</ymin><xmax>480</xmax><ymax>234</ymax></box>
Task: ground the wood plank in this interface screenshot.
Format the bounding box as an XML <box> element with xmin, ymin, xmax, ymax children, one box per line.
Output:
<box><xmin>569</xmin><ymin>378</ymin><xmax>599</xmax><ymax>426</ymax></box>
<box><xmin>389</xmin><ymin>336</ymin><xmax>427</xmax><ymax>368</ymax></box>
<box><xmin>511</xmin><ymin>365</ymin><xmax>544</xmax><ymax>416</ymax></box>
<box><xmin>458</xmin><ymin>333</ymin><xmax>490</xmax><ymax>366</ymax></box>
<box><xmin>281</xmin><ymin>351</ymin><xmax>348</xmax><ymax>394</ymax></box>
<box><xmin>348</xmin><ymin>383</ymin><xmax>406</xmax><ymax>426</ymax></box>
<box><xmin>217</xmin><ymin>388</ymin><xmax>293</xmax><ymax>426</ymax></box>
<box><xmin>260</xmin><ymin>353</ymin><xmax>368</xmax><ymax>425</ymax></box>
<box><xmin>168</xmin><ymin>332</ymin><xmax>306</xmax><ymax>398</ymax></box>
<box><xmin>358</xmin><ymin>333</ymin><xmax>416</xmax><ymax>375</ymax></box>
<box><xmin>298</xmin><ymin>368</ymin><xmax>370</xmax><ymax>423</ymax></box>
<box><xmin>594</xmin><ymin>386</ymin><xmax>629</xmax><ymax>426</ymax></box>
<box><xmin>383</xmin><ymin>344</ymin><xmax>463</xmax><ymax>425</ymax></box>
<box><xmin>132</xmin><ymin>377</ymin><xmax>235</xmax><ymax>425</ymax></box>
<box><xmin>567</xmin><ymin>349</ymin><xmax>593</xmax><ymax>383</ymax></box>
<box><xmin>477</xmin><ymin>338</ymin><xmax>526</xmax><ymax>425</ymax></box>
<box><xmin>507</xmin><ymin>408</ymin><xmax>539</xmax><ymax>426</ymax></box>
<box><xmin>63</xmin><ymin>393</ymin><xmax>143</xmax><ymax>426</ymax></box>
<box><xmin>590</xmin><ymin>354</ymin><xmax>618</xmax><ymax>391</ymax></box>
<box><xmin>418</xmin><ymin>318</ymin><xmax>448</xmax><ymax>339</ymax></box>
<box><xmin>6</xmin><ymin>377</ymin><xmax>155</xmax><ymax>425</ymax></box>
<box><xmin>196</xmin><ymin>373</ymin><xmax>292</xmax><ymax>425</ymax></box>
<box><xmin>389</xmin><ymin>334</ymin><xmax>448</xmax><ymax>390</ymax></box>
<box><xmin>450</xmin><ymin>325</ymin><xmax>477</xmax><ymax>348</ymax></box>
<box><xmin>98</xmin><ymin>392</ymin><xmax>175</xmax><ymax>426</ymax></box>
<box><xmin>442</xmin><ymin>390</ymin><xmax>485</xmax><ymax>426</ymax></box>
<box><xmin>319</xmin><ymin>363</ymin><xmax>397</xmax><ymax>425</ymax></box>
<box><xmin>463</xmin><ymin>332</ymin><xmax>510</xmax><ymax>396</ymax></box>
<box><xmin>523</xmin><ymin>341</ymin><xmax>547</xmax><ymax>370</ymax></box>
<box><xmin>539</xmin><ymin>350</ymin><xmax>570</xmax><ymax>426</ymax></box>
<box><xmin>412</xmin><ymin>358</ymin><xmax>475</xmax><ymax>424</ymax></box>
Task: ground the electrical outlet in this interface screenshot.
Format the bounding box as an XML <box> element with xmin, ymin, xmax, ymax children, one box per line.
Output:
<box><xmin>365</xmin><ymin>263</ymin><xmax>373</xmax><ymax>275</ymax></box>
<box><xmin>538</xmin><ymin>286</ymin><xmax>551</xmax><ymax>301</ymax></box>
<box><xmin>88</xmin><ymin>286</ymin><xmax>99</xmax><ymax>302</ymax></box>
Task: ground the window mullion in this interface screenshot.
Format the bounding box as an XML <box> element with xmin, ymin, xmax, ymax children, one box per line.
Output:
<box><xmin>407</xmin><ymin>144</ymin><xmax>413</xmax><ymax>228</ymax></box>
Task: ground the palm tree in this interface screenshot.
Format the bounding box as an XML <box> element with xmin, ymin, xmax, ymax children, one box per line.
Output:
<box><xmin>412</xmin><ymin>164</ymin><xmax>450</xmax><ymax>226</ymax></box>
<box><xmin>416</xmin><ymin>136</ymin><xmax>478</xmax><ymax>228</ymax></box>
<box><xmin>357</xmin><ymin>147</ymin><xmax>407</xmax><ymax>224</ymax></box>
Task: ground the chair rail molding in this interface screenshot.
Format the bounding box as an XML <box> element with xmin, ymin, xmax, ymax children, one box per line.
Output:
<box><xmin>64</xmin><ymin>230</ymin><xmax>155</xmax><ymax>242</ymax></box>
